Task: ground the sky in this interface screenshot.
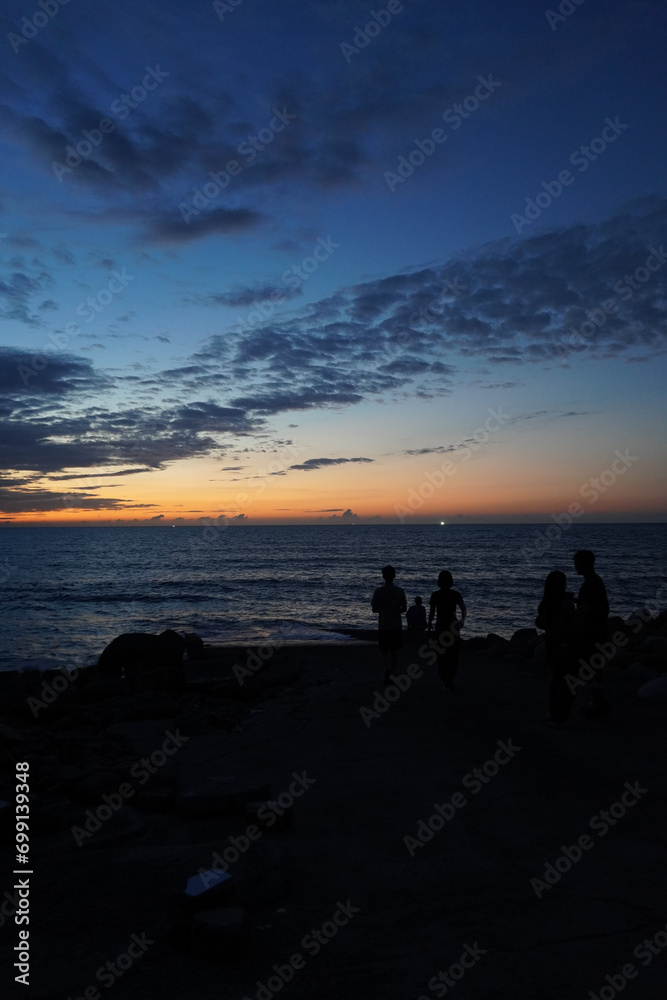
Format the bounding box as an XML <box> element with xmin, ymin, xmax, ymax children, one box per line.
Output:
<box><xmin>0</xmin><ymin>0</ymin><xmax>665</xmax><ymax>525</ymax></box>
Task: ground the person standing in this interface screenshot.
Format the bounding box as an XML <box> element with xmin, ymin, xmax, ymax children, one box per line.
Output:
<box><xmin>371</xmin><ymin>565</ymin><xmax>407</xmax><ymax>682</ymax></box>
<box><xmin>574</xmin><ymin>549</ymin><xmax>611</xmax><ymax>717</ymax></box>
<box><xmin>536</xmin><ymin>570</ymin><xmax>578</xmax><ymax>726</ymax></box>
<box><xmin>428</xmin><ymin>570</ymin><xmax>466</xmax><ymax>691</ymax></box>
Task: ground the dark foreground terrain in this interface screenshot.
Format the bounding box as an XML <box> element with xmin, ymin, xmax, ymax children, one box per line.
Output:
<box><xmin>0</xmin><ymin>625</ymin><xmax>666</xmax><ymax>999</ymax></box>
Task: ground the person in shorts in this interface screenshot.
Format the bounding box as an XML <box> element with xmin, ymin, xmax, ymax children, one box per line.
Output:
<box><xmin>371</xmin><ymin>565</ymin><xmax>407</xmax><ymax>682</ymax></box>
<box><xmin>428</xmin><ymin>570</ymin><xmax>466</xmax><ymax>691</ymax></box>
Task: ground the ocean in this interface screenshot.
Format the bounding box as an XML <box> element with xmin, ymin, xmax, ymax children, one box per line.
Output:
<box><xmin>0</xmin><ymin>523</ymin><xmax>665</xmax><ymax>673</ymax></box>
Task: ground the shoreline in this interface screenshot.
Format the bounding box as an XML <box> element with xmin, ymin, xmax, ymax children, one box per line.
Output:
<box><xmin>0</xmin><ymin>628</ymin><xmax>665</xmax><ymax>996</ymax></box>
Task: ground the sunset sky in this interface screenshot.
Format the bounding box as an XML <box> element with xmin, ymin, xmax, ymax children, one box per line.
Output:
<box><xmin>0</xmin><ymin>0</ymin><xmax>665</xmax><ymax>524</ymax></box>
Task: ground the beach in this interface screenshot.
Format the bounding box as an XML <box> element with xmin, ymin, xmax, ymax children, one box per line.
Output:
<box><xmin>1</xmin><ymin>630</ymin><xmax>666</xmax><ymax>999</ymax></box>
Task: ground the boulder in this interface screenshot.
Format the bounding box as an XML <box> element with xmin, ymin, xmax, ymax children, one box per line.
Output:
<box><xmin>183</xmin><ymin>633</ymin><xmax>205</xmax><ymax>659</ymax></box>
<box><xmin>485</xmin><ymin>633</ymin><xmax>511</xmax><ymax>656</ymax></box>
<box><xmin>533</xmin><ymin>640</ymin><xmax>548</xmax><ymax>665</ymax></box>
<box><xmin>462</xmin><ymin>635</ymin><xmax>490</xmax><ymax>650</ymax></box>
<box><xmin>177</xmin><ymin>869</ymin><xmax>236</xmax><ymax>913</ymax></box>
<box><xmin>246</xmin><ymin>800</ymin><xmax>293</xmax><ymax>832</ymax></box>
<box><xmin>177</xmin><ymin>774</ymin><xmax>272</xmax><ymax>819</ymax></box>
<box><xmin>637</xmin><ymin>677</ymin><xmax>667</xmax><ymax>702</ymax></box>
<box><xmin>626</xmin><ymin>663</ymin><xmax>660</xmax><ymax>684</ymax></box>
<box><xmin>637</xmin><ymin>635</ymin><xmax>667</xmax><ymax>658</ymax></box>
<box><xmin>190</xmin><ymin>907</ymin><xmax>251</xmax><ymax>962</ymax></box>
<box><xmin>510</xmin><ymin>628</ymin><xmax>538</xmax><ymax>645</ymax></box>
<box><xmin>98</xmin><ymin>629</ymin><xmax>186</xmax><ymax>679</ymax></box>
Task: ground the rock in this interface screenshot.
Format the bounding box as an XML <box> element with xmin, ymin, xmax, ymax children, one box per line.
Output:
<box><xmin>461</xmin><ymin>635</ymin><xmax>489</xmax><ymax>649</ymax></box>
<box><xmin>501</xmin><ymin>653</ymin><xmax>525</xmax><ymax>667</ymax></box>
<box><xmin>98</xmin><ymin>629</ymin><xmax>186</xmax><ymax>679</ymax></box>
<box><xmin>190</xmin><ymin>907</ymin><xmax>251</xmax><ymax>962</ymax></box>
<box><xmin>637</xmin><ymin>677</ymin><xmax>667</xmax><ymax>702</ymax></box>
<box><xmin>177</xmin><ymin>869</ymin><xmax>236</xmax><ymax>913</ymax></box>
<box><xmin>232</xmin><ymin>840</ymin><xmax>293</xmax><ymax>908</ymax></box>
<box><xmin>638</xmin><ymin>635</ymin><xmax>667</xmax><ymax>658</ymax></box>
<box><xmin>183</xmin><ymin>633</ymin><xmax>205</xmax><ymax>659</ymax></box>
<box><xmin>607</xmin><ymin>615</ymin><xmax>628</xmax><ymax>637</ymax></box>
<box><xmin>119</xmin><ymin>692</ymin><xmax>181</xmax><ymax>721</ymax></box>
<box><xmin>76</xmin><ymin>808</ymin><xmax>147</xmax><ymax>849</ymax></box>
<box><xmin>246</xmin><ymin>800</ymin><xmax>293</xmax><ymax>831</ymax></box>
<box><xmin>177</xmin><ymin>774</ymin><xmax>272</xmax><ymax>819</ymax></box>
<box><xmin>59</xmin><ymin>765</ymin><xmax>125</xmax><ymax>803</ymax></box>
<box><xmin>510</xmin><ymin>628</ymin><xmax>538</xmax><ymax>644</ymax></box>
<box><xmin>0</xmin><ymin>670</ymin><xmax>21</xmax><ymax>698</ymax></box>
<box><xmin>626</xmin><ymin>663</ymin><xmax>660</xmax><ymax>684</ymax></box>
<box><xmin>77</xmin><ymin>679</ymin><xmax>128</xmax><ymax>702</ymax></box>
<box><xmin>533</xmin><ymin>640</ymin><xmax>548</xmax><ymax>665</ymax></box>
<box><xmin>0</xmin><ymin>722</ymin><xmax>27</xmax><ymax>744</ymax></box>
<box><xmin>30</xmin><ymin>795</ymin><xmax>72</xmax><ymax>834</ymax></box>
<box><xmin>485</xmin><ymin>634</ymin><xmax>510</xmax><ymax>656</ymax></box>
<box><xmin>132</xmin><ymin>786</ymin><xmax>175</xmax><ymax>813</ymax></box>
<box><xmin>207</xmin><ymin>711</ymin><xmax>240</xmax><ymax>731</ymax></box>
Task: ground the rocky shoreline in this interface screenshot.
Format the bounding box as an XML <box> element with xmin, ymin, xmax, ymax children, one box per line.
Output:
<box><xmin>0</xmin><ymin>609</ymin><xmax>665</xmax><ymax>998</ymax></box>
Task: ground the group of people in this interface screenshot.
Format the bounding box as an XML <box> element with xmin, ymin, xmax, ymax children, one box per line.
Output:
<box><xmin>371</xmin><ymin>565</ymin><xmax>466</xmax><ymax>691</ymax></box>
<box><xmin>370</xmin><ymin>549</ymin><xmax>610</xmax><ymax>724</ymax></box>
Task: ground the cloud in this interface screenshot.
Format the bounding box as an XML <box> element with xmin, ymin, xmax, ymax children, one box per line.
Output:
<box><xmin>0</xmin><ymin>349</ymin><xmax>111</xmax><ymax>397</ymax></box>
<box><xmin>199</xmin><ymin>283</ymin><xmax>303</xmax><ymax>308</ymax></box>
<box><xmin>147</xmin><ymin>207</ymin><xmax>266</xmax><ymax>245</ymax></box>
<box><xmin>0</xmin><ymin>486</ymin><xmax>156</xmax><ymax>515</ymax></box>
<box><xmin>320</xmin><ymin>507</ymin><xmax>358</xmax><ymax>521</ymax></box>
<box><xmin>0</xmin><ymin>264</ymin><xmax>54</xmax><ymax>327</ymax></box>
<box><xmin>289</xmin><ymin>456</ymin><xmax>374</xmax><ymax>471</ymax></box>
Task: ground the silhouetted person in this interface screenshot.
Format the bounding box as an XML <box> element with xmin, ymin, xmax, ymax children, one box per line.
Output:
<box><xmin>406</xmin><ymin>596</ymin><xmax>427</xmax><ymax>632</ymax></box>
<box><xmin>371</xmin><ymin>565</ymin><xmax>407</xmax><ymax>682</ymax></box>
<box><xmin>574</xmin><ymin>549</ymin><xmax>611</xmax><ymax>717</ymax></box>
<box><xmin>428</xmin><ymin>570</ymin><xmax>466</xmax><ymax>691</ymax></box>
<box><xmin>536</xmin><ymin>570</ymin><xmax>578</xmax><ymax>726</ymax></box>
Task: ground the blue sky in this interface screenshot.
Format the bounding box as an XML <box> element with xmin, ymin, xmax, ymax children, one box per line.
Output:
<box><xmin>0</xmin><ymin>0</ymin><xmax>665</xmax><ymax>522</ymax></box>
